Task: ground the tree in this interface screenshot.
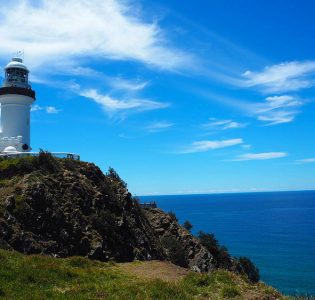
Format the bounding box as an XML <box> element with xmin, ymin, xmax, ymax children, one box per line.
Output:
<box><xmin>183</xmin><ymin>220</ymin><xmax>193</xmax><ymax>232</ymax></box>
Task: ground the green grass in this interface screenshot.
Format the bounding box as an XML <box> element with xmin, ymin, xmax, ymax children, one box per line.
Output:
<box><xmin>0</xmin><ymin>249</ymin><xmax>287</xmax><ymax>299</ymax></box>
<box><xmin>0</xmin><ymin>156</ymin><xmax>34</xmax><ymax>171</ymax></box>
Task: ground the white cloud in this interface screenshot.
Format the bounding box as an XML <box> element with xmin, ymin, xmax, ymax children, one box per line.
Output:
<box><xmin>197</xmin><ymin>91</ymin><xmax>304</xmax><ymax>126</ymax></box>
<box><xmin>203</xmin><ymin>118</ymin><xmax>247</xmax><ymax>130</ymax></box>
<box><xmin>146</xmin><ymin>121</ymin><xmax>174</xmax><ymax>132</ymax></box>
<box><xmin>109</xmin><ymin>78</ymin><xmax>148</xmax><ymax>92</ymax></box>
<box><xmin>31</xmin><ymin>104</ymin><xmax>60</xmax><ymax>114</ymax></box>
<box><xmin>79</xmin><ymin>88</ymin><xmax>169</xmax><ymax>113</ymax></box>
<box><xmin>234</xmin><ymin>152</ymin><xmax>288</xmax><ymax>161</ymax></box>
<box><xmin>243</xmin><ymin>61</ymin><xmax>315</xmax><ymax>93</ymax></box>
<box><xmin>257</xmin><ymin>110</ymin><xmax>297</xmax><ymax>125</ymax></box>
<box><xmin>256</xmin><ymin>95</ymin><xmax>303</xmax><ymax>125</ymax></box>
<box><xmin>181</xmin><ymin>138</ymin><xmax>243</xmax><ymax>153</ymax></box>
<box><xmin>296</xmin><ymin>158</ymin><xmax>315</xmax><ymax>164</ymax></box>
<box><xmin>263</xmin><ymin>95</ymin><xmax>303</xmax><ymax>110</ymax></box>
<box><xmin>0</xmin><ymin>0</ymin><xmax>192</xmax><ymax>72</ymax></box>
<box><xmin>45</xmin><ymin>106</ymin><xmax>60</xmax><ymax>114</ymax></box>
<box><xmin>69</xmin><ymin>67</ymin><xmax>148</xmax><ymax>92</ymax></box>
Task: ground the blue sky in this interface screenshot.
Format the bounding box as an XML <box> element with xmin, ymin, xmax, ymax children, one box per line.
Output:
<box><xmin>0</xmin><ymin>0</ymin><xmax>315</xmax><ymax>195</ymax></box>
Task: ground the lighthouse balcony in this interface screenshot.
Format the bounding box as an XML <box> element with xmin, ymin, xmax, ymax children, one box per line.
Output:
<box><xmin>0</xmin><ymin>86</ymin><xmax>36</xmax><ymax>100</ymax></box>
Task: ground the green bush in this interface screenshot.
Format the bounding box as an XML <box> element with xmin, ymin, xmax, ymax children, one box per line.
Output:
<box><xmin>197</xmin><ymin>231</ymin><xmax>232</xmax><ymax>269</ymax></box>
<box><xmin>235</xmin><ymin>257</ymin><xmax>260</xmax><ymax>283</ymax></box>
<box><xmin>161</xmin><ymin>236</ymin><xmax>188</xmax><ymax>268</ymax></box>
<box><xmin>221</xmin><ymin>286</ymin><xmax>240</xmax><ymax>298</ymax></box>
<box><xmin>183</xmin><ymin>273</ymin><xmax>213</xmax><ymax>287</ymax></box>
<box><xmin>0</xmin><ymin>287</ymin><xmax>5</xmax><ymax>297</ymax></box>
<box><xmin>183</xmin><ymin>220</ymin><xmax>193</xmax><ymax>232</ymax></box>
<box><xmin>107</xmin><ymin>167</ymin><xmax>127</xmax><ymax>188</ymax></box>
<box><xmin>34</xmin><ymin>150</ymin><xmax>61</xmax><ymax>173</ymax></box>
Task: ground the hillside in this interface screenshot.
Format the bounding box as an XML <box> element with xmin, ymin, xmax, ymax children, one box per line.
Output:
<box><xmin>0</xmin><ymin>153</ymin><xmax>288</xmax><ymax>299</ymax></box>
<box><xmin>0</xmin><ymin>249</ymin><xmax>285</xmax><ymax>299</ymax></box>
<box><xmin>0</xmin><ymin>153</ymin><xmax>215</xmax><ymax>270</ymax></box>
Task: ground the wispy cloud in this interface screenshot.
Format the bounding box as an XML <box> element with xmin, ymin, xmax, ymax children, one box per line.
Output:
<box><xmin>78</xmin><ymin>89</ymin><xmax>169</xmax><ymax>113</ymax></box>
<box><xmin>256</xmin><ymin>95</ymin><xmax>303</xmax><ymax>125</ymax></box>
<box><xmin>31</xmin><ymin>105</ymin><xmax>60</xmax><ymax>114</ymax></box>
<box><xmin>203</xmin><ymin>118</ymin><xmax>247</xmax><ymax>130</ymax></box>
<box><xmin>242</xmin><ymin>61</ymin><xmax>315</xmax><ymax>93</ymax></box>
<box><xmin>109</xmin><ymin>78</ymin><xmax>148</xmax><ymax>92</ymax></box>
<box><xmin>196</xmin><ymin>91</ymin><xmax>304</xmax><ymax>126</ymax></box>
<box><xmin>0</xmin><ymin>0</ymin><xmax>193</xmax><ymax>72</ymax></box>
<box><xmin>146</xmin><ymin>121</ymin><xmax>174</xmax><ymax>132</ymax></box>
<box><xmin>180</xmin><ymin>138</ymin><xmax>243</xmax><ymax>154</ymax></box>
<box><xmin>233</xmin><ymin>152</ymin><xmax>288</xmax><ymax>161</ymax></box>
<box><xmin>69</xmin><ymin>67</ymin><xmax>149</xmax><ymax>92</ymax></box>
<box><xmin>296</xmin><ymin>158</ymin><xmax>315</xmax><ymax>164</ymax></box>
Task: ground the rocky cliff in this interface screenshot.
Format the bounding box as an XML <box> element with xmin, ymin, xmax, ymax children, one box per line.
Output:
<box><xmin>0</xmin><ymin>153</ymin><xmax>216</xmax><ymax>272</ymax></box>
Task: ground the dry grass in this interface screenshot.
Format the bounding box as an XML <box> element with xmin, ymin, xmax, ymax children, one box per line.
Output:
<box><xmin>118</xmin><ymin>260</ymin><xmax>189</xmax><ymax>282</ymax></box>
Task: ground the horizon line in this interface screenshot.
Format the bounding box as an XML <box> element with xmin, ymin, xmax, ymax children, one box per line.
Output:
<box><xmin>137</xmin><ymin>188</ymin><xmax>315</xmax><ymax>197</ymax></box>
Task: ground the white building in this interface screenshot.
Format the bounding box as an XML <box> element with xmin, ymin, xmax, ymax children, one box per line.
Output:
<box><xmin>0</xmin><ymin>57</ymin><xmax>36</xmax><ymax>153</ymax></box>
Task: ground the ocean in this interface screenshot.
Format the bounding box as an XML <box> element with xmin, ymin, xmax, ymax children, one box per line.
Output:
<box><xmin>140</xmin><ymin>191</ymin><xmax>315</xmax><ymax>296</ymax></box>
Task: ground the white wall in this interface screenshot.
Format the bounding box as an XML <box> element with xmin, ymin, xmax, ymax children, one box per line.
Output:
<box><xmin>0</xmin><ymin>94</ymin><xmax>34</xmax><ymax>150</ymax></box>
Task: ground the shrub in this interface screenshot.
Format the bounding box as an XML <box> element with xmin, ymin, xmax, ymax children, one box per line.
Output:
<box><xmin>168</xmin><ymin>211</ymin><xmax>178</xmax><ymax>222</ymax></box>
<box><xmin>183</xmin><ymin>273</ymin><xmax>213</xmax><ymax>287</ymax></box>
<box><xmin>34</xmin><ymin>150</ymin><xmax>60</xmax><ymax>173</ymax></box>
<box><xmin>197</xmin><ymin>231</ymin><xmax>219</xmax><ymax>254</ymax></box>
<box><xmin>161</xmin><ymin>236</ymin><xmax>188</xmax><ymax>268</ymax></box>
<box><xmin>0</xmin><ymin>287</ymin><xmax>5</xmax><ymax>297</ymax></box>
<box><xmin>197</xmin><ymin>231</ymin><xmax>232</xmax><ymax>269</ymax></box>
<box><xmin>235</xmin><ymin>257</ymin><xmax>260</xmax><ymax>283</ymax></box>
<box><xmin>183</xmin><ymin>220</ymin><xmax>193</xmax><ymax>232</ymax></box>
<box><xmin>107</xmin><ymin>167</ymin><xmax>127</xmax><ymax>188</ymax></box>
<box><xmin>221</xmin><ymin>286</ymin><xmax>240</xmax><ymax>298</ymax></box>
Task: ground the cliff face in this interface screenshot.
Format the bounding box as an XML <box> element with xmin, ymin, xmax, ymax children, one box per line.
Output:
<box><xmin>0</xmin><ymin>156</ymin><xmax>164</xmax><ymax>262</ymax></box>
<box><xmin>145</xmin><ymin>208</ymin><xmax>215</xmax><ymax>272</ymax></box>
<box><xmin>0</xmin><ymin>155</ymin><xmax>215</xmax><ymax>271</ymax></box>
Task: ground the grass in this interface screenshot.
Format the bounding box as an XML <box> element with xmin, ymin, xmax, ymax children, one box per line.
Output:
<box><xmin>0</xmin><ymin>249</ymin><xmax>287</xmax><ymax>300</ymax></box>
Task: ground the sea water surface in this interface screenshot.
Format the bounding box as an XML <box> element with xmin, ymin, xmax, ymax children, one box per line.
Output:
<box><xmin>140</xmin><ymin>191</ymin><xmax>315</xmax><ymax>296</ymax></box>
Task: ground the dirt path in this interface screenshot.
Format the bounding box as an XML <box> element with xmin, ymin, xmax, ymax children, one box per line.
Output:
<box><xmin>118</xmin><ymin>260</ymin><xmax>189</xmax><ymax>282</ymax></box>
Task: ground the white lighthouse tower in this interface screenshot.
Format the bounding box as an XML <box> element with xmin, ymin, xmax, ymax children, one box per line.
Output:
<box><xmin>0</xmin><ymin>57</ymin><xmax>36</xmax><ymax>153</ymax></box>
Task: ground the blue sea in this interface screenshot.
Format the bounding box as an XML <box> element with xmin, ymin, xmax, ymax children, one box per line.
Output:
<box><xmin>140</xmin><ymin>191</ymin><xmax>315</xmax><ymax>296</ymax></box>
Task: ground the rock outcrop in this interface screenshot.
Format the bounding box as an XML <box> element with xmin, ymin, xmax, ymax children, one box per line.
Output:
<box><xmin>0</xmin><ymin>156</ymin><xmax>165</xmax><ymax>262</ymax></box>
<box><xmin>145</xmin><ymin>208</ymin><xmax>215</xmax><ymax>272</ymax></box>
<box><xmin>0</xmin><ymin>154</ymin><xmax>216</xmax><ymax>272</ymax></box>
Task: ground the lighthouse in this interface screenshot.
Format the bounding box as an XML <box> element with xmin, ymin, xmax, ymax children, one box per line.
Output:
<box><xmin>0</xmin><ymin>57</ymin><xmax>36</xmax><ymax>153</ymax></box>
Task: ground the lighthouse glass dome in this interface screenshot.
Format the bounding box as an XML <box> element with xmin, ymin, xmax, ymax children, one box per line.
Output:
<box><xmin>3</xmin><ymin>57</ymin><xmax>30</xmax><ymax>88</ymax></box>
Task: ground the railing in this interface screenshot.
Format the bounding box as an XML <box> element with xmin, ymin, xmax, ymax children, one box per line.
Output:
<box><xmin>0</xmin><ymin>152</ymin><xmax>80</xmax><ymax>160</ymax></box>
<box><xmin>140</xmin><ymin>202</ymin><xmax>157</xmax><ymax>209</ymax></box>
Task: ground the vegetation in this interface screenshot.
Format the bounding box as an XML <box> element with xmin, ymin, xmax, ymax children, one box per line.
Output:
<box><xmin>168</xmin><ymin>210</ymin><xmax>178</xmax><ymax>222</ymax></box>
<box><xmin>107</xmin><ymin>167</ymin><xmax>127</xmax><ymax>188</ymax></box>
<box><xmin>197</xmin><ymin>231</ymin><xmax>232</xmax><ymax>269</ymax></box>
<box><xmin>0</xmin><ymin>249</ymin><xmax>285</xmax><ymax>299</ymax></box>
<box><xmin>234</xmin><ymin>257</ymin><xmax>260</xmax><ymax>283</ymax></box>
<box><xmin>197</xmin><ymin>231</ymin><xmax>260</xmax><ymax>283</ymax></box>
<box><xmin>161</xmin><ymin>236</ymin><xmax>188</xmax><ymax>268</ymax></box>
<box><xmin>183</xmin><ymin>220</ymin><xmax>193</xmax><ymax>232</ymax></box>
